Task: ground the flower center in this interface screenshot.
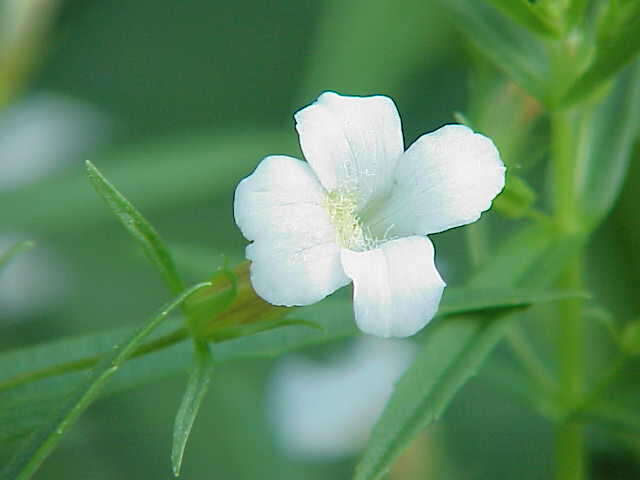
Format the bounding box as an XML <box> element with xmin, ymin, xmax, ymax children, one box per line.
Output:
<box><xmin>324</xmin><ymin>189</ymin><xmax>374</xmax><ymax>251</ymax></box>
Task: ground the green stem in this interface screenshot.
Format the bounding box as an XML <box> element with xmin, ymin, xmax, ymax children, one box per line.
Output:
<box><xmin>555</xmin><ymin>258</ymin><xmax>585</xmax><ymax>480</ymax></box>
<box><xmin>5</xmin><ymin>282</ymin><xmax>211</xmax><ymax>480</ymax></box>
<box><xmin>550</xmin><ymin>107</ymin><xmax>586</xmax><ymax>480</ymax></box>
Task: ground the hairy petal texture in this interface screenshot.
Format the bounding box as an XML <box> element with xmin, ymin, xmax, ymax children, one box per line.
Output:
<box><xmin>295</xmin><ymin>92</ymin><xmax>404</xmax><ymax>209</ymax></box>
<box><xmin>340</xmin><ymin>236</ymin><xmax>446</xmax><ymax>338</ymax></box>
<box><xmin>234</xmin><ymin>155</ymin><xmax>349</xmax><ymax>306</ymax></box>
<box><xmin>371</xmin><ymin>125</ymin><xmax>505</xmax><ymax>236</ymax></box>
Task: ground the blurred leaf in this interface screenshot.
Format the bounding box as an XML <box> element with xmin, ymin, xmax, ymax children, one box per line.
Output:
<box><xmin>470</xmin><ymin>224</ymin><xmax>553</xmax><ymax>287</ymax></box>
<box><xmin>0</xmin><ymin>286</ymin><xmax>573</xmax><ymax>392</ymax></box>
<box><xmin>439</xmin><ymin>288</ymin><xmax>585</xmax><ymax>315</ymax></box>
<box><xmin>0</xmin><ymin>240</ymin><xmax>35</xmax><ymax>270</ymax></box>
<box><xmin>484</xmin><ymin>0</ymin><xmax>560</xmax><ymax>36</ymax></box>
<box><xmin>481</xmin><ymin>355</ymin><xmax>558</xmax><ymax>418</ymax></box>
<box><xmin>584</xmin><ymin>306</ymin><xmax>619</xmax><ymax>344</ymax></box>
<box><xmin>208</xmin><ymin>317</ymin><xmax>323</xmax><ymax>343</ymax></box>
<box><xmin>470</xmin><ymin>222</ymin><xmax>584</xmax><ymax>291</ymax></box>
<box><xmin>436</xmin><ymin>0</ymin><xmax>549</xmax><ymax>101</ymax></box>
<box><xmin>465</xmin><ymin>60</ymin><xmax>546</xmax><ymax>176</ymax></box>
<box><xmin>355</xmin><ymin>222</ymin><xmax>588</xmax><ymax>479</ymax></box>
<box><xmin>621</xmin><ymin>320</ymin><xmax>640</xmax><ymax>356</ymax></box>
<box><xmin>523</xmin><ymin>232</ymin><xmax>587</xmax><ymax>287</ymax></box>
<box><xmin>493</xmin><ymin>173</ymin><xmax>537</xmax><ymax>218</ymax></box>
<box><xmin>566</xmin><ymin>0</ymin><xmax>588</xmax><ymax>29</ymax></box>
<box><xmin>86</xmin><ymin>160</ymin><xmax>184</xmax><ymax>294</ymax></box>
<box><xmin>171</xmin><ymin>342</ymin><xmax>213</xmax><ymax>477</ymax></box>
<box><xmin>354</xmin><ymin>311</ymin><xmax>517</xmax><ymax>480</ymax></box>
<box><xmin>0</xmin><ymin>298</ymin><xmax>352</xmax><ymax>458</ymax></box>
<box><xmin>574</xmin><ymin>61</ymin><xmax>640</xmax><ymax>228</ymax></box>
<box><xmin>0</xmin><ymin>279</ymin><xmax>581</xmax><ymax>470</ymax></box>
<box><xmin>298</xmin><ymin>0</ymin><xmax>452</xmax><ymax>100</ymax></box>
<box><xmin>0</xmin><ymin>130</ymin><xmax>293</xmax><ymax>234</ymax></box>
<box><xmin>563</xmin><ymin>6</ymin><xmax>640</xmax><ymax>106</ymax></box>
<box><xmin>581</xmin><ymin>400</ymin><xmax>640</xmax><ymax>433</ymax></box>
<box><xmin>354</xmin><ymin>288</ymin><xmax>582</xmax><ymax>480</ymax></box>
<box><xmin>1</xmin><ymin>282</ymin><xmax>210</xmax><ymax>480</ymax></box>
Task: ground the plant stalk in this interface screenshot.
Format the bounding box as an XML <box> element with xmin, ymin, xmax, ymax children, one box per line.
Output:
<box><xmin>550</xmin><ymin>107</ymin><xmax>586</xmax><ymax>480</ymax></box>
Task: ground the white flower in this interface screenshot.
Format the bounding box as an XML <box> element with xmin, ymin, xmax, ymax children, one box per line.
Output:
<box><xmin>234</xmin><ymin>92</ymin><xmax>505</xmax><ymax>337</ymax></box>
<box><xmin>268</xmin><ymin>337</ymin><xmax>415</xmax><ymax>459</ymax></box>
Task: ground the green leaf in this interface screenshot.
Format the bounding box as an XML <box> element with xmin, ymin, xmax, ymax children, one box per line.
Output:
<box><xmin>436</xmin><ymin>0</ymin><xmax>549</xmax><ymax>101</ymax></box>
<box><xmin>208</xmin><ymin>317</ymin><xmax>324</xmax><ymax>343</ymax></box>
<box><xmin>481</xmin><ymin>355</ymin><xmax>558</xmax><ymax>419</ymax></box>
<box><xmin>439</xmin><ymin>287</ymin><xmax>585</xmax><ymax>315</ymax></box>
<box><xmin>86</xmin><ymin>160</ymin><xmax>184</xmax><ymax>294</ymax></box>
<box><xmin>580</xmin><ymin>400</ymin><xmax>640</xmax><ymax>432</ymax></box>
<box><xmin>0</xmin><ymin>130</ymin><xmax>293</xmax><ymax>234</ymax></box>
<box><xmin>0</xmin><ymin>282</ymin><xmax>210</xmax><ymax>480</ymax></box>
<box><xmin>171</xmin><ymin>342</ymin><xmax>214</xmax><ymax>477</ymax></box>
<box><xmin>0</xmin><ymin>277</ymin><xmax>581</xmax><ymax>469</ymax></box>
<box><xmin>483</xmin><ymin>0</ymin><xmax>560</xmax><ymax>36</ymax></box>
<box><xmin>353</xmin><ymin>311</ymin><xmax>517</xmax><ymax>480</ymax></box>
<box><xmin>353</xmin><ymin>289</ymin><xmax>582</xmax><ymax>480</ymax></box>
<box><xmin>470</xmin><ymin>224</ymin><xmax>553</xmax><ymax>287</ymax></box>
<box><xmin>563</xmin><ymin>6</ymin><xmax>640</xmax><ymax>106</ymax></box>
<box><xmin>0</xmin><ymin>240</ymin><xmax>35</xmax><ymax>270</ymax></box>
<box><xmin>620</xmin><ymin>320</ymin><xmax>640</xmax><ymax>356</ymax></box>
<box><xmin>0</xmin><ymin>297</ymin><xmax>354</xmax><ymax>462</ymax></box>
<box><xmin>354</xmin><ymin>224</ymin><xmax>586</xmax><ymax>480</ymax></box>
<box><xmin>574</xmin><ymin>61</ymin><xmax>640</xmax><ymax>228</ymax></box>
<box><xmin>566</xmin><ymin>0</ymin><xmax>589</xmax><ymax>29</ymax></box>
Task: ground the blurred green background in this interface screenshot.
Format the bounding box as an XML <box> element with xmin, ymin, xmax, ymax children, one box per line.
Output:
<box><xmin>1</xmin><ymin>0</ymin><xmax>639</xmax><ymax>479</ymax></box>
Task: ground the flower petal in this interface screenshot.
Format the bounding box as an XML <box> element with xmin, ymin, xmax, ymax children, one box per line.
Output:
<box><xmin>294</xmin><ymin>91</ymin><xmax>404</xmax><ymax>209</ymax></box>
<box><xmin>234</xmin><ymin>155</ymin><xmax>349</xmax><ymax>306</ymax></box>
<box><xmin>370</xmin><ymin>124</ymin><xmax>505</xmax><ymax>236</ymax></box>
<box><xmin>340</xmin><ymin>236</ymin><xmax>445</xmax><ymax>338</ymax></box>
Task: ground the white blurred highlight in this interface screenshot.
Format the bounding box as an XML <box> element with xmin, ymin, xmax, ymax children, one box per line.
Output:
<box><xmin>268</xmin><ymin>337</ymin><xmax>415</xmax><ymax>460</ymax></box>
<box><xmin>0</xmin><ymin>92</ymin><xmax>108</xmax><ymax>191</ymax></box>
<box><xmin>0</xmin><ymin>93</ymin><xmax>107</xmax><ymax>319</ymax></box>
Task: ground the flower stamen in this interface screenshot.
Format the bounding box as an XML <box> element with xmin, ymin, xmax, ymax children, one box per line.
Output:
<box><xmin>325</xmin><ymin>190</ymin><xmax>370</xmax><ymax>250</ymax></box>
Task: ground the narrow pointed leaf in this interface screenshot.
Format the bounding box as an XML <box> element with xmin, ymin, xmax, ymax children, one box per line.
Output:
<box><xmin>1</xmin><ymin>282</ymin><xmax>210</xmax><ymax>480</ymax></box>
<box><xmin>208</xmin><ymin>317</ymin><xmax>324</xmax><ymax>343</ymax></box>
<box><xmin>354</xmin><ymin>311</ymin><xmax>515</xmax><ymax>480</ymax></box>
<box><xmin>574</xmin><ymin>61</ymin><xmax>640</xmax><ymax>228</ymax></box>
<box><xmin>0</xmin><ymin>283</ymin><xmax>582</xmax><ymax>465</ymax></box>
<box><xmin>354</xmin><ymin>225</ymin><xmax>586</xmax><ymax>480</ymax></box>
<box><xmin>86</xmin><ymin>160</ymin><xmax>184</xmax><ymax>294</ymax></box>
<box><xmin>353</xmin><ymin>290</ymin><xmax>582</xmax><ymax>480</ymax></box>
<box><xmin>171</xmin><ymin>342</ymin><xmax>214</xmax><ymax>477</ymax></box>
